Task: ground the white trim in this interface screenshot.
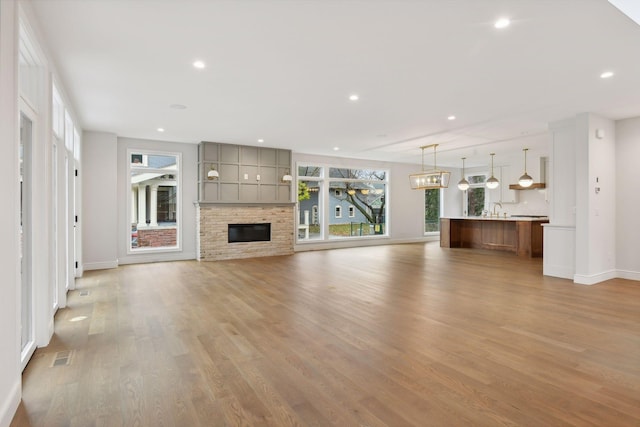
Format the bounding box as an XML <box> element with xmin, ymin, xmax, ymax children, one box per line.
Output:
<box><xmin>126</xmin><ymin>149</ymin><xmax>182</xmax><ymax>255</ymax></box>
<box><xmin>543</xmin><ymin>266</ymin><xmax>575</xmax><ymax>280</ymax></box>
<box><xmin>295</xmin><ymin>236</ymin><xmax>437</xmax><ymax>252</ymax></box>
<box><xmin>574</xmin><ymin>270</ymin><xmax>618</xmax><ymax>285</ymax></box>
<box><xmin>118</xmin><ymin>251</ymin><xmax>196</xmax><ymax>265</ymax></box>
<box><xmin>83</xmin><ymin>261</ymin><xmax>119</xmax><ymax>271</ymax></box>
<box><xmin>616</xmin><ymin>269</ymin><xmax>640</xmax><ymax>282</ymax></box>
<box><xmin>0</xmin><ymin>379</ymin><xmax>20</xmax><ymax>427</ymax></box>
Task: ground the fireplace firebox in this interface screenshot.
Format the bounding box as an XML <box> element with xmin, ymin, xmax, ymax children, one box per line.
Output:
<box><xmin>228</xmin><ymin>223</ymin><xmax>271</xmax><ymax>243</ymax></box>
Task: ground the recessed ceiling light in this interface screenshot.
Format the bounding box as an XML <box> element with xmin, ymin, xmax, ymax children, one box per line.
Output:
<box><xmin>447</xmin><ymin>115</ymin><xmax>456</xmax><ymax>121</ymax></box>
<box><xmin>600</xmin><ymin>71</ymin><xmax>614</xmax><ymax>79</ymax></box>
<box><xmin>349</xmin><ymin>94</ymin><xmax>359</xmax><ymax>101</ymax></box>
<box><xmin>494</xmin><ymin>18</ymin><xmax>511</xmax><ymax>29</ymax></box>
<box><xmin>333</xmin><ymin>147</ymin><xmax>340</xmax><ymax>151</ymax></box>
<box><xmin>170</xmin><ymin>104</ymin><xmax>187</xmax><ymax>110</ymax></box>
<box><xmin>70</xmin><ymin>316</ymin><xmax>87</xmax><ymax>322</ymax></box>
<box><xmin>193</xmin><ymin>60</ymin><xmax>206</xmax><ymax>69</ymax></box>
<box><xmin>157</xmin><ymin>128</ymin><xmax>165</xmax><ymax>132</ymax></box>
<box><xmin>258</xmin><ymin>139</ymin><xmax>264</xmax><ymax>143</ymax></box>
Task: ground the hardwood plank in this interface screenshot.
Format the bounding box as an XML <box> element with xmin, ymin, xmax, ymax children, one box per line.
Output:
<box><xmin>12</xmin><ymin>242</ymin><xmax>640</xmax><ymax>426</ymax></box>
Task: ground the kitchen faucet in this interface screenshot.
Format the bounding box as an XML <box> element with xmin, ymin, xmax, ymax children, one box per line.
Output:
<box><xmin>492</xmin><ymin>202</ymin><xmax>502</xmax><ymax>217</ymax></box>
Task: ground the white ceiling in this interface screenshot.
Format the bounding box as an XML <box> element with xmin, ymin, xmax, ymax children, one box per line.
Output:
<box><xmin>29</xmin><ymin>0</ymin><xmax>640</xmax><ymax>167</ymax></box>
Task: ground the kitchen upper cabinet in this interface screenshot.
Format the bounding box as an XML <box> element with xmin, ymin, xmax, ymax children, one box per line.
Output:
<box><xmin>500</xmin><ymin>165</ymin><xmax>519</xmax><ymax>203</ymax></box>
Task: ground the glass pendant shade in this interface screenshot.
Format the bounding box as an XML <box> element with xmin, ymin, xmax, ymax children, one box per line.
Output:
<box><xmin>518</xmin><ymin>173</ymin><xmax>533</xmax><ymax>187</ymax></box>
<box><xmin>457</xmin><ymin>157</ymin><xmax>469</xmax><ymax>191</ymax></box>
<box><xmin>410</xmin><ymin>144</ymin><xmax>451</xmax><ymax>189</ymax></box>
<box><xmin>485</xmin><ymin>153</ymin><xmax>499</xmax><ymax>189</ymax></box>
<box><xmin>207</xmin><ymin>166</ymin><xmax>219</xmax><ymax>179</ymax></box>
<box><xmin>518</xmin><ymin>148</ymin><xmax>533</xmax><ymax>187</ymax></box>
<box><xmin>486</xmin><ymin>176</ymin><xmax>499</xmax><ymax>189</ymax></box>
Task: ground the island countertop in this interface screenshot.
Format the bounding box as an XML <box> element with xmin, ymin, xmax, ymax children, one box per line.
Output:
<box><xmin>440</xmin><ymin>217</ymin><xmax>549</xmax><ymax>257</ymax></box>
<box><xmin>443</xmin><ymin>216</ymin><xmax>548</xmax><ymax>222</ymax></box>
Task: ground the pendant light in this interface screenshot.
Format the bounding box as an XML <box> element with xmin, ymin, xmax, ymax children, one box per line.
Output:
<box><xmin>518</xmin><ymin>148</ymin><xmax>533</xmax><ymax>188</ymax></box>
<box><xmin>207</xmin><ymin>165</ymin><xmax>219</xmax><ymax>180</ymax></box>
<box><xmin>457</xmin><ymin>157</ymin><xmax>470</xmax><ymax>191</ymax></box>
<box><xmin>409</xmin><ymin>144</ymin><xmax>451</xmax><ymax>189</ymax></box>
<box><xmin>486</xmin><ymin>153</ymin><xmax>499</xmax><ymax>189</ymax></box>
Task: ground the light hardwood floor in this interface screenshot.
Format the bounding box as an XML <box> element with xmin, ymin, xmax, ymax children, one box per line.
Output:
<box><xmin>11</xmin><ymin>242</ymin><xmax>640</xmax><ymax>426</ymax></box>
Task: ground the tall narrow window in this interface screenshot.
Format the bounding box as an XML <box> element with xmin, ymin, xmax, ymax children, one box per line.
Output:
<box><xmin>297</xmin><ymin>166</ymin><xmax>322</xmax><ymax>240</ymax></box>
<box><xmin>465</xmin><ymin>174</ymin><xmax>487</xmax><ymax>216</ymax></box>
<box><xmin>20</xmin><ymin>110</ymin><xmax>35</xmax><ymax>367</ymax></box>
<box><xmin>424</xmin><ymin>189</ymin><xmax>441</xmax><ymax>233</ymax></box>
<box><xmin>129</xmin><ymin>151</ymin><xmax>181</xmax><ymax>252</ymax></box>
<box><xmin>335</xmin><ymin>205</ymin><xmax>342</xmax><ymax>218</ymax></box>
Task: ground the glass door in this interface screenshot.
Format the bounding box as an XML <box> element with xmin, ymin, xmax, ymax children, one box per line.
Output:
<box><xmin>20</xmin><ymin>110</ymin><xmax>35</xmax><ymax>367</ymax></box>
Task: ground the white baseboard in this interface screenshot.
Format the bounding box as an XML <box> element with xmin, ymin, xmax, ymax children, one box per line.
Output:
<box><xmin>0</xmin><ymin>379</ymin><xmax>20</xmax><ymax>427</ymax></box>
<box><xmin>83</xmin><ymin>260</ymin><xmax>119</xmax><ymax>271</ymax></box>
<box><xmin>294</xmin><ymin>236</ymin><xmax>436</xmax><ymax>253</ymax></box>
<box><xmin>117</xmin><ymin>252</ymin><xmax>197</xmax><ymax>265</ymax></box>
<box><xmin>616</xmin><ymin>269</ymin><xmax>640</xmax><ymax>282</ymax></box>
<box><xmin>573</xmin><ymin>269</ymin><xmax>617</xmax><ymax>285</ymax></box>
<box><xmin>543</xmin><ymin>265</ymin><xmax>575</xmax><ymax>280</ymax></box>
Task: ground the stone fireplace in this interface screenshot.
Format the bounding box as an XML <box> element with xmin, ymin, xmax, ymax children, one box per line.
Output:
<box><xmin>197</xmin><ymin>204</ymin><xmax>294</xmax><ymax>261</ymax></box>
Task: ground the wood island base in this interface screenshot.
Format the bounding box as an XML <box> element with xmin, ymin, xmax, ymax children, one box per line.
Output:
<box><xmin>440</xmin><ymin>217</ymin><xmax>548</xmax><ymax>258</ymax></box>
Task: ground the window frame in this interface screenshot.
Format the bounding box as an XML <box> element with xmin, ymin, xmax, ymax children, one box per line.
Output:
<box><xmin>296</xmin><ymin>162</ymin><xmax>389</xmax><ymax>243</ymax></box>
<box><xmin>126</xmin><ymin>149</ymin><xmax>182</xmax><ymax>255</ymax></box>
<box><xmin>463</xmin><ymin>172</ymin><xmax>489</xmax><ymax>216</ymax></box>
<box><xmin>424</xmin><ymin>188</ymin><xmax>442</xmax><ymax>235</ymax></box>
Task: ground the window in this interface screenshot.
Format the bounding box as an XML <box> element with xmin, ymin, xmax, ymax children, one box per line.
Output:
<box><xmin>298</xmin><ymin>166</ymin><xmax>323</xmax><ymax>240</ymax></box>
<box><xmin>129</xmin><ymin>151</ymin><xmax>181</xmax><ymax>252</ymax></box>
<box><xmin>465</xmin><ymin>174</ymin><xmax>487</xmax><ymax>216</ymax></box>
<box><xmin>297</xmin><ymin>165</ymin><xmax>387</xmax><ymax>241</ymax></box>
<box><xmin>425</xmin><ymin>189</ymin><xmax>441</xmax><ymax>233</ymax></box>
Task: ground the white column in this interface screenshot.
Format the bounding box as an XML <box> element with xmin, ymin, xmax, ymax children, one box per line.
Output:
<box><xmin>131</xmin><ymin>188</ymin><xmax>137</xmax><ymax>224</ymax></box>
<box><xmin>149</xmin><ymin>184</ymin><xmax>158</xmax><ymax>227</ymax></box>
<box><xmin>137</xmin><ymin>184</ymin><xmax>147</xmax><ymax>228</ymax></box>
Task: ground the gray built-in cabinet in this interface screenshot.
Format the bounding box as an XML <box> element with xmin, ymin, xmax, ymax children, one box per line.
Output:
<box><xmin>198</xmin><ymin>142</ymin><xmax>292</xmax><ymax>203</ymax></box>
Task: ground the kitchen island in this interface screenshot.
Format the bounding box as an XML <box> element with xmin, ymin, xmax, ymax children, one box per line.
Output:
<box><xmin>440</xmin><ymin>216</ymin><xmax>549</xmax><ymax>258</ymax></box>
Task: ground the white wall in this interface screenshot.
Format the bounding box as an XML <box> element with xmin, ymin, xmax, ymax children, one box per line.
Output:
<box><xmin>615</xmin><ymin>117</ymin><xmax>640</xmax><ymax>280</ymax></box>
<box><xmin>574</xmin><ymin>113</ymin><xmax>617</xmax><ymax>284</ymax></box>
<box><xmin>292</xmin><ymin>153</ymin><xmax>433</xmax><ymax>251</ymax></box>
<box><xmin>82</xmin><ymin>131</ymin><xmax>118</xmax><ymax>270</ymax></box>
<box><xmin>117</xmin><ymin>137</ymin><xmax>198</xmax><ymax>264</ymax></box>
<box><xmin>82</xmin><ymin>135</ymin><xmax>198</xmax><ymax>267</ymax></box>
<box><xmin>0</xmin><ymin>1</ymin><xmax>21</xmax><ymax>425</ymax></box>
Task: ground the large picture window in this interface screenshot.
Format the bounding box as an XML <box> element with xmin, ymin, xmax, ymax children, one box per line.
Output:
<box><xmin>297</xmin><ymin>165</ymin><xmax>388</xmax><ymax>241</ymax></box>
<box><xmin>129</xmin><ymin>151</ymin><xmax>181</xmax><ymax>252</ymax></box>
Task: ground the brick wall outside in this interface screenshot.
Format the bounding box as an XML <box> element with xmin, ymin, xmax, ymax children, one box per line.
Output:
<box><xmin>138</xmin><ymin>227</ymin><xmax>177</xmax><ymax>248</ymax></box>
<box><xmin>198</xmin><ymin>205</ymin><xmax>294</xmax><ymax>261</ymax></box>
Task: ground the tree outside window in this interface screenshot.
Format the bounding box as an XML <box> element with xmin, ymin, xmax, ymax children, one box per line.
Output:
<box><xmin>425</xmin><ymin>189</ymin><xmax>440</xmax><ymax>232</ymax></box>
<box><xmin>465</xmin><ymin>174</ymin><xmax>487</xmax><ymax>216</ymax></box>
<box><xmin>297</xmin><ymin>165</ymin><xmax>388</xmax><ymax>241</ymax></box>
